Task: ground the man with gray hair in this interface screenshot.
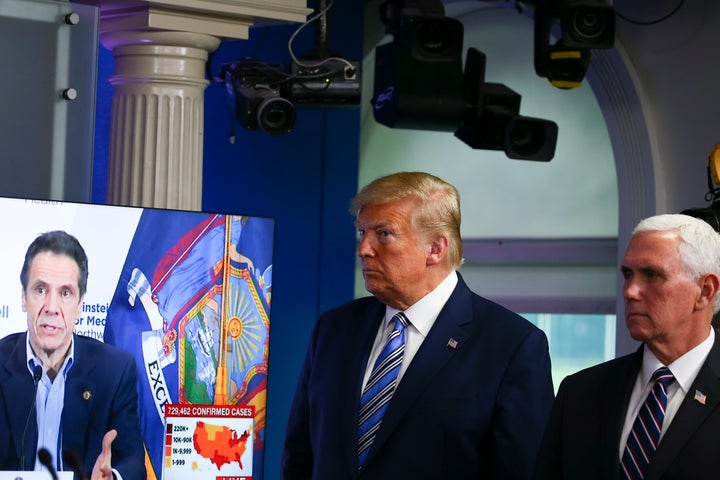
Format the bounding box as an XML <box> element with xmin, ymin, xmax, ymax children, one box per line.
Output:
<box><xmin>534</xmin><ymin>213</ymin><xmax>720</xmax><ymax>479</ymax></box>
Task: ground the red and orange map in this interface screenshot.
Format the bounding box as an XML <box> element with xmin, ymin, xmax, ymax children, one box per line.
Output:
<box><xmin>193</xmin><ymin>421</ymin><xmax>252</xmax><ymax>469</ymax></box>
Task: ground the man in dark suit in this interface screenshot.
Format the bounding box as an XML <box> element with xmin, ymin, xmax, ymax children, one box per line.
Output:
<box><xmin>282</xmin><ymin>171</ymin><xmax>555</xmax><ymax>479</ymax></box>
<box><xmin>0</xmin><ymin>230</ymin><xmax>145</xmax><ymax>479</ymax></box>
<box><xmin>533</xmin><ymin>213</ymin><xmax>720</xmax><ymax>480</ymax></box>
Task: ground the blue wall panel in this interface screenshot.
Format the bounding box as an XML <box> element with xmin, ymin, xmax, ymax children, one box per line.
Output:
<box><xmin>93</xmin><ymin>4</ymin><xmax>364</xmax><ymax>477</ymax></box>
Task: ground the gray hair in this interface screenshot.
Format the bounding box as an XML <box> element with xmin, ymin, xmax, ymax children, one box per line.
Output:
<box><xmin>633</xmin><ymin>214</ymin><xmax>720</xmax><ymax>312</ymax></box>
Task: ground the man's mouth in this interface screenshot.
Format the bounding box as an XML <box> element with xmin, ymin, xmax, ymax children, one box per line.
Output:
<box><xmin>38</xmin><ymin>323</ymin><xmax>62</xmax><ymax>333</ymax></box>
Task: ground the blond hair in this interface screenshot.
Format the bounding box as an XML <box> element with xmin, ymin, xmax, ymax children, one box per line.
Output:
<box><xmin>351</xmin><ymin>172</ymin><xmax>463</xmax><ymax>269</ymax></box>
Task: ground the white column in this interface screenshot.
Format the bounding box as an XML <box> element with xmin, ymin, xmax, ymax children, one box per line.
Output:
<box><xmin>101</xmin><ymin>31</ymin><xmax>220</xmax><ymax>211</ymax></box>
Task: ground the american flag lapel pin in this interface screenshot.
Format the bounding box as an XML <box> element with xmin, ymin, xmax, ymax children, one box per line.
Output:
<box><xmin>446</xmin><ymin>338</ymin><xmax>458</xmax><ymax>349</ymax></box>
<box><xmin>694</xmin><ymin>389</ymin><xmax>707</xmax><ymax>405</ymax></box>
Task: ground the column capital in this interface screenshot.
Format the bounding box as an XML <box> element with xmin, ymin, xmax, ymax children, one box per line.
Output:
<box><xmin>100</xmin><ymin>29</ymin><xmax>221</xmax><ymax>56</ymax></box>
<box><xmin>73</xmin><ymin>0</ymin><xmax>312</xmax><ymax>40</ymax></box>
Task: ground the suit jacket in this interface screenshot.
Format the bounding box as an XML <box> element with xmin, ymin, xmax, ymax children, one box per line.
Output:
<box><xmin>0</xmin><ymin>332</ymin><xmax>146</xmax><ymax>480</ymax></box>
<box><xmin>282</xmin><ymin>273</ymin><xmax>555</xmax><ymax>480</ymax></box>
<box><xmin>533</xmin><ymin>330</ymin><xmax>720</xmax><ymax>480</ymax></box>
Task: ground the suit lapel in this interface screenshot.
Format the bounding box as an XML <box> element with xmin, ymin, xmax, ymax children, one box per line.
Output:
<box><xmin>1</xmin><ymin>333</ymin><xmax>38</xmax><ymax>464</ymax></box>
<box><xmin>362</xmin><ymin>279</ymin><xmax>472</xmax><ymax>466</ymax></box>
<box><xmin>646</xmin><ymin>332</ymin><xmax>720</xmax><ymax>480</ymax></box>
<box><xmin>606</xmin><ymin>349</ymin><xmax>643</xmax><ymax>476</ymax></box>
<box><xmin>61</xmin><ymin>337</ymin><xmax>96</xmax><ymax>455</ymax></box>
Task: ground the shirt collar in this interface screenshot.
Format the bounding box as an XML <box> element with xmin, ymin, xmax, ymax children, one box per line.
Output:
<box><xmin>386</xmin><ymin>270</ymin><xmax>458</xmax><ymax>336</ymax></box>
<box><xmin>26</xmin><ymin>333</ymin><xmax>76</xmax><ymax>377</ymax></box>
<box><xmin>641</xmin><ymin>327</ymin><xmax>714</xmax><ymax>393</ymax></box>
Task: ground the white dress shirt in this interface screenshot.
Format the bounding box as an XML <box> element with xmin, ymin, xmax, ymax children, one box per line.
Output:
<box><xmin>361</xmin><ymin>270</ymin><xmax>458</xmax><ymax>392</ymax></box>
<box><xmin>618</xmin><ymin>327</ymin><xmax>715</xmax><ymax>459</ymax></box>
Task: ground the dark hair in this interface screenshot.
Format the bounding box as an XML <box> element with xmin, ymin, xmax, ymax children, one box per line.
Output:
<box><xmin>20</xmin><ymin>230</ymin><xmax>89</xmax><ymax>297</ymax></box>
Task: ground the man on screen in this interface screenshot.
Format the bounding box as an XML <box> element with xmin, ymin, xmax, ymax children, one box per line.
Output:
<box><xmin>0</xmin><ymin>230</ymin><xmax>145</xmax><ymax>479</ymax></box>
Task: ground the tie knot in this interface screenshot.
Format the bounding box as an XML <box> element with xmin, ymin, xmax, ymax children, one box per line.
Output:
<box><xmin>652</xmin><ymin>366</ymin><xmax>674</xmax><ymax>388</ymax></box>
<box><xmin>392</xmin><ymin>312</ymin><xmax>409</xmax><ymax>330</ymax></box>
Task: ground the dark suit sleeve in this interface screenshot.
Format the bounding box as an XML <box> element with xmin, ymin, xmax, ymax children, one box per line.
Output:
<box><xmin>532</xmin><ymin>374</ymin><xmax>568</xmax><ymax>480</ymax></box>
<box><xmin>494</xmin><ymin>327</ymin><xmax>555</xmax><ymax>480</ymax></box>
<box><xmin>108</xmin><ymin>352</ymin><xmax>146</xmax><ymax>480</ymax></box>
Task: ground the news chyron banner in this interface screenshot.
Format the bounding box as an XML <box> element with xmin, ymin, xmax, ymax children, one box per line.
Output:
<box><xmin>0</xmin><ymin>198</ymin><xmax>274</xmax><ymax>480</ymax></box>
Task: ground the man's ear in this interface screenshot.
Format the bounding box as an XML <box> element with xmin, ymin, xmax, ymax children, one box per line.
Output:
<box><xmin>427</xmin><ymin>235</ymin><xmax>449</xmax><ymax>266</ymax></box>
<box><xmin>698</xmin><ymin>272</ymin><xmax>720</xmax><ymax>311</ymax></box>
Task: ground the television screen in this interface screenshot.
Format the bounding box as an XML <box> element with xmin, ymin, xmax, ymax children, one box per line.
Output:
<box><xmin>0</xmin><ymin>196</ymin><xmax>274</xmax><ymax>480</ymax></box>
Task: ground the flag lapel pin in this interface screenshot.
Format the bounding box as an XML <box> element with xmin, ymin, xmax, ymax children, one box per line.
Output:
<box><xmin>694</xmin><ymin>389</ymin><xmax>707</xmax><ymax>405</ymax></box>
<box><xmin>446</xmin><ymin>338</ymin><xmax>458</xmax><ymax>349</ymax></box>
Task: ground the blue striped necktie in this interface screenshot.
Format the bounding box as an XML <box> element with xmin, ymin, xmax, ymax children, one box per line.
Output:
<box><xmin>357</xmin><ymin>312</ymin><xmax>409</xmax><ymax>469</ymax></box>
<box><xmin>621</xmin><ymin>366</ymin><xmax>675</xmax><ymax>480</ymax></box>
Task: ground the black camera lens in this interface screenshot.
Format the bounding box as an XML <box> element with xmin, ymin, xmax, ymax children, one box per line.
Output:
<box><xmin>508</xmin><ymin>121</ymin><xmax>546</xmax><ymax>156</ymax></box>
<box><xmin>257</xmin><ymin>97</ymin><xmax>296</xmax><ymax>136</ymax></box>
<box><xmin>571</xmin><ymin>10</ymin><xmax>607</xmax><ymax>41</ymax></box>
<box><xmin>503</xmin><ymin>117</ymin><xmax>558</xmax><ymax>161</ymax></box>
<box><xmin>407</xmin><ymin>15</ymin><xmax>463</xmax><ymax>61</ymax></box>
<box><xmin>561</xmin><ymin>4</ymin><xmax>615</xmax><ymax>49</ymax></box>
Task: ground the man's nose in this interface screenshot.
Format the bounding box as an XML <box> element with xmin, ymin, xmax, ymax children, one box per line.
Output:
<box><xmin>622</xmin><ymin>279</ymin><xmax>640</xmax><ymax>300</ymax></box>
<box><xmin>357</xmin><ymin>233</ymin><xmax>373</xmax><ymax>257</ymax></box>
<box><xmin>43</xmin><ymin>291</ymin><xmax>62</xmax><ymax>313</ymax></box>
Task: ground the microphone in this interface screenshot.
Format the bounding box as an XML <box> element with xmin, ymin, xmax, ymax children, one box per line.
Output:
<box><xmin>38</xmin><ymin>448</ymin><xmax>58</xmax><ymax>480</ymax></box>
<box><xmin>20</xmin><ymin>364</ymin><xmax>42</xmax><ymax>470</ymax></box>
<box><xmin>62</xmin><ymin>449</ymin><xmax>89</xmax><ymax>480</ymax></box>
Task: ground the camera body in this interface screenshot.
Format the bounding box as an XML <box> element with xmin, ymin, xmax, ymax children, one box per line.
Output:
<box><xmin>533</xmin><ymin>0</ymin><xmax>615</xmax><ymax>89</ymax></box>
<box><xmin>372</xmin><ymin>14</ymin><xmax>465</xmax><ymax>131</ymax></box>
<box><xmin>235</xmin><ymin>86</ymin><xmax>296</xmax><ymax>136</ymax></box>
<box><xmin>455</xmin><ymin>52</ymin><xmax>558</xmax><ymax>162</ymax></box>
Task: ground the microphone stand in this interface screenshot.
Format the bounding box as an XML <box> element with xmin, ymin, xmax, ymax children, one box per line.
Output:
<box><xmin>20</xmin><ymin>365</ymin><xmax>43</xmax><ymax>470</ymax></box>
<box><xmin>38</xmin><ymin>448</ymin><xmax>59</xmax><ymax>480</ymax></box>
<box><xmin>62</xmin><ymin>449</ymin><xmax>89</xmax><ymax>480</ymax></box>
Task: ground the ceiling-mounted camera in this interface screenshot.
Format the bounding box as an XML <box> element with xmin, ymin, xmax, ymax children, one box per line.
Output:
<box><xmin>371</xmin><ymin>0</ymin><xmax>558</xmax><ymax>161</ymax></box>
<box><xmin>455</xmin><ymin>49</ymin><xmax>558</xmax><ymax>161</ymax></box>
<box><xmin>372</xmin><ymin>13</ymin><xmax>465</xmax><ymax>131</ymax></box>
<box><xmin>560</xmin><ymin>0</ymin><xmax>615</xmax><ymax>49</ymax></box>
<box><xmin>214</xmin><ymin>0</ymin><xmax>360</xmax><ymax>139</ymax></box>
<box><xmin>235</xmin><ymin>86</ymin><xmax>296</xmax><ymax>136</ymax></box>
<box><xmin>532</xmin><ymin>0</ymin><xmax>615</xmax><ymax>89</ymax></box>
<box><xmin>220</xmin><ymin>60</ymin><xmax>297</xmax><ymax>136</ymax></box>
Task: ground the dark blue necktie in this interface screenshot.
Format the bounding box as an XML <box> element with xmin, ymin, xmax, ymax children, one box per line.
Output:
<box><xmin>621</xmin><ymin>366</ymin><xmax>675</xmax><ymax>480</ymax></box>
<box><xmin>357</xmin><ymin>312</ymin><xmax>409</xmax><ymax>469</ymax></box>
